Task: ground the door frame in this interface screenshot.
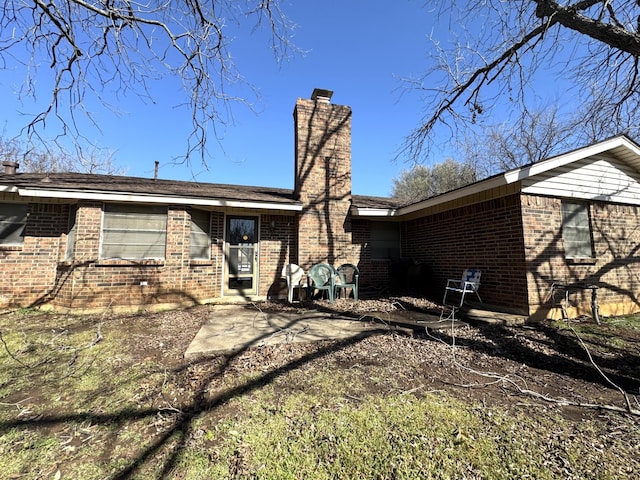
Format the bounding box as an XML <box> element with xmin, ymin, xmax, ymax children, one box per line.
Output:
<box><xmin>223</xmin><ymin>214</ymin><xmax>260</xmax><ymax>296</ymax></box>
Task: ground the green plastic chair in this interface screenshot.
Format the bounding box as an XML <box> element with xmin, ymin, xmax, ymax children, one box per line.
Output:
<box><xmin>306</xmin><ymin>263</ymin><xmax>336</xmax><ymax>302</ymax></box>
<box><xmin>335</xmin><ymin>263</ymin><xmax>359</xmax><ymax>300</ymax></box>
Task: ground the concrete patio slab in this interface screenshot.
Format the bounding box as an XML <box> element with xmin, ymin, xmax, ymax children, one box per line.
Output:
<box><xmin>184</xmin><ymin>304</ymin><xmax>467</xmax><ymax>358</ymax></box>
<box><xmin>184</xmin><ymin>305</ymin><xmax>388</xmax><ymax>358</ymax></box>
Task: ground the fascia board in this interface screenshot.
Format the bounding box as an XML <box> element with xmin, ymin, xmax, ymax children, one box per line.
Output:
<box><xmin>17</xmin><ymin>188</ymin><xmax>303</xmax><ymax>211</ymax></box>
<box><xmin>397</xmin><ymin>175</ymin><xmax>508</xmax><ymax>216</ymax></box>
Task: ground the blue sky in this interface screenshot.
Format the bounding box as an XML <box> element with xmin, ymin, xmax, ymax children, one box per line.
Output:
<box><xmin>0</xmin><ymin>1</ymin><xmax>570</xmax><ymax>197</ymax></box>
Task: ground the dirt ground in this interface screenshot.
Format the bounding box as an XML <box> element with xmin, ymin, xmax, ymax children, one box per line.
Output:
<box><xmin>4</xmin><ymin>295</ymin><xmax>640</xmax><ymax>478</ymax></box>
<box><xmin>120</xmin><ymin>296</ymin><xmax>640</xmax><ymax>419</ymax></box>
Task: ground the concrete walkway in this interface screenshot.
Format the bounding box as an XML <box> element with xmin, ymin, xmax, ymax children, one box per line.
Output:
<box><xmin>184</xmin><ymin>304</ymin><xmax>461</xmax><ymax>358</ymax></box>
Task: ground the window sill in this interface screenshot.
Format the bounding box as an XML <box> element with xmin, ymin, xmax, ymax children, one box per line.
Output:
<box><xmin>190</xmin><ymin>259</ymin><xmax>213</xmax><ymax>267</ymax></box>
<box><xmin>0</xmin><ymin>245</ymin><xmax>23</xmax><ymax>252</ymax></box>
<box><xmin>566</xmin><ymin>257</ymin><xmax>596</xmax><ymax>265</ymax></box>
<box><xmin>96</xmin><ymin>259</ymin><xmax>165</xmax><ymax>267</ymax></box>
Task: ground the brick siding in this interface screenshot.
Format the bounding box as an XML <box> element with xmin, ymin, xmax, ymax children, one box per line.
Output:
<box><xmin>258</xmin><ymin>214</ymin><xmax>298</xmax><ymax>295</ymax></box>
<box><xmin>293</xmin><ymin>97</ymin><xmax>360</xmax><ymax>269</ymax></box>
<box><xmin>0</xmin><ymin>202</ymin><xmax>231</xmax><ymax>311</ymax></box>
<box><xmin>523</xmin><ymin>194</ymin><xmax>640</xmax><ymax>318</ymax></box>
<box><xmin>13</xmin><ymin>94</ymin><xmax>640</xmax><ymax>318</ymax></box>
<box><xmin>403</xmin><ymin>193</ymin><xmax>529</xmax><ymax>311</ymax></box>
<box><xmin>0</xmin><ymin>203</ymin><xmax>69</xmax><ymax>308</ymax></box>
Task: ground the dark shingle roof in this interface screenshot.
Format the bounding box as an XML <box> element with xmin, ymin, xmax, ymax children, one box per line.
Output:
<box><xmin>0</xmin><ymin>172</ymin><xmax>299</xmax><ymax>205</ymax></box>
<box><xmin>0</xmin><ymin>172</ymin><xmax>403</xmax><ymax>210</ymax></box>
<box><xmin>351</xmin><ymin>194</ymin><xmax>403</xmax><ymax>209</ymax></box>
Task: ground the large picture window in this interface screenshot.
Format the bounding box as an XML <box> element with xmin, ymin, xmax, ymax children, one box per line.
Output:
<box><xmin>370</xmin><ymin>222</ymin><xmax>401</xmax><ymax>260</ymax></box>
<box><xmin>0</xmin><ymin>203</ymin><xmax>27</xmax><ymax>246</ymax></box>
<box><xmin>190</xmin><ymin>209</ymin><xmax>211</xmax><ymax>260</ymax></box>
<box><xmin>101</xmin><ymin>204</ymin><xmax>167</xmax><ymax>259</ymax></box>
<box><xmin>561</xmin><ymin>200</ymin><xmax>593</xmax><ymax>259</ymax></box>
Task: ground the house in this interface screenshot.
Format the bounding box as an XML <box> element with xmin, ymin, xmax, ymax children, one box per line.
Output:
<box><xmin>2</xmin><ymin>88</ymin><xmax>640</xmax><ymax>320</ymax></box>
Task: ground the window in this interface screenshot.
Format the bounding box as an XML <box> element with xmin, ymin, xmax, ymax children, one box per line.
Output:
<box><xmin>561</xmin><ymin>200</ymin><xmax>593</xmax><ymax>259</ymax></box>
<box><xmin>66</xmin><ymin>205</ymin><xmax>78</xmax><ymax>259</ymax></box>
<box><xmin>101</xmin><ymin>204</ymin><xmax>167</xmax><ymax>259</ymax></box>
<box><xmin>0</xmin><ymin>203</ymin><xmax>27</xmax><ymax>246</ymax></box>
<box><xmin>190</xmin><ymin>209</ymin><xmax>211</xmax><ymax>260</ymax></box>
<box><xmin>370</xmin><ymin>222</ymin><xmax>401</xmax><ymax>260</ymax></box>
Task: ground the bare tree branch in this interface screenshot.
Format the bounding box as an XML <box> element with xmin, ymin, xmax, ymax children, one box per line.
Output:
<box><xmin>404</xmin><ymin>1</ymin><xmax>640</xmax><ymax>162</ymax></box>
<box><xmin>0</xmin><ymin>1</ymin><xmax>294</xmax><ymax>166</ymax></box>
<box><xmin>534</xmin><ymin>0</ymin><xmax>640</xmax><ymax>55</ymax></box>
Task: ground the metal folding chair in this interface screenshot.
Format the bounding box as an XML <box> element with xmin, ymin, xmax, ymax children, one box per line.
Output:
<box><xmin>441</xmin><ymin>269</ymin><xmax>482</xmax><ymax>320</ymax></box>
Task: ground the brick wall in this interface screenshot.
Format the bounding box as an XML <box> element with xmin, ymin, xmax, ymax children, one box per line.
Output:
<box><xmin>258</xmin><ymin>214</ymin><xmax>298</xmax><ymax>295</ymax></box>
<box><xmin>28</xmin><ymin>205</ymin><xmax>300</xmax><ymax>310</ymax></box>
<box><xmin>0</xmin><ymin>201</ymin><xmax>231</xmax><ymax>311</ymax></box>
<box><xmin>522</xmin><ymin>194</ymin><xmax>640</xmax><ymax>318</ymax></box>
<box><xmin>293</xmin><ymin>94</ymin><xmax>359</xmax><ymax>270</ymax></box>
<box><xmin>57</xmin><ymin>205</ymin><xmax>227</xmax><ymax>310</ymax></box>
<box><xmin>209</xmin><ymin>211</ymin><xmax>225</xmax><ymax>297</ymax></box>
<box><xmin>351</xmin><ymin>218</ymin><xmax>390</xmax><ymax>290</ymax></box>
<box><xmin>403</xmin><ymin>193</ymin><xmax>529</xmax><ymax>311</ymax></box>
<box><xmin>0</xmin><ymin>203</ymin><xmax>69</xmax><ymax>308</ymax></box>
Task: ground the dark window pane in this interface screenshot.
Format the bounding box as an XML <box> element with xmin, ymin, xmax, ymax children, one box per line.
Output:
<box><xmin>229</xmin><ymin>218</ymin><xmax>255</xmax><ymax>244</ymax></box>
<box><xmin>190</xmin><ymin>209</ymin><xmax>211</xmax><ymax>260</ymax></box>
<box><xmin>0</xmin><ymin>203</ymin><xmax>27</xmax><ymax>245</ymax></box>
<box><xmin>370</xmin><ymin>222</ymin><xmax>401</xmax><ymax>260</ymax></box>
<box><xmin>561</xmin><ymin>201</ymin><xmax>593</xmax><ymax>259</ymax></box>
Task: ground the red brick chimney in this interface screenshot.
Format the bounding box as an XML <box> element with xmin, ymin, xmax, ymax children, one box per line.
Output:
<box><xmin>293</xmin><ymin>88</ymin><xmax>353</xmax><ymax>268</ymax></box>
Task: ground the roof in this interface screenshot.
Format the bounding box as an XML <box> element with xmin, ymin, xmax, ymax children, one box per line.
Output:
<box><xmin>0</xmin><ymin>172</ymin><xmax>302</xmax><ymax>211</ymax></box>
<box><xmin>399</xmin><ymin>134</ymin><xmax>640</xmax><ymax>217</ymax></box>
<box><xmin>351</xmin><ymin>195</ymin><xmax>404</xmax><ymax>209</ymax></box>
<box><xmin>4</xmin><ymin>135</ymin><xmax>638</xmax><ymax>217</ymax></box>
<box><xmin>0</xmin><ymin>172</ymin><xmax>407</xmax><ymax>213</ymax></box>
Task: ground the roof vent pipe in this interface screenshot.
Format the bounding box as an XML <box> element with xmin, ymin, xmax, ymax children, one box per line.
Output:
<box><xmin>2</xmin><ymin>161</ymin><xmax>19</xmax><ymax>174</ymax></box>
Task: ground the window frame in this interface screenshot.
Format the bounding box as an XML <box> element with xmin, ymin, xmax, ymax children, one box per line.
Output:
<box><xmin>561</xmin><ymin>200</ymin><xmax>594</xmax><ymax>259</ymax></box>
<box><xmin>100</xmin><ymin>204</ymin><xmax>167</xmax><ymax>260</ymax></box>
<box><xmin>0</xmin><ymin>203</ymin><xmax>28</xmax><ymax>246</ymax></box>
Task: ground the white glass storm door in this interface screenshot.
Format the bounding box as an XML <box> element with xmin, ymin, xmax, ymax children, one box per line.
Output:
<box><xmin>224</xmin><ymin>216</ymin><xmax>259</xmax><ymax>296</ymax></box>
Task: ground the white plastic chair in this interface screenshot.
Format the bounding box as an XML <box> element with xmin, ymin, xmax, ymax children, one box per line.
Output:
<box><xmin>441</xmin><ymin>269</ymin><xmax>482</xmax><ymax>320</ymax></box>
<box><xmin>281</xmin><ymin>264</ymin><xmax>305</xmax><ymax>303</ymax></box>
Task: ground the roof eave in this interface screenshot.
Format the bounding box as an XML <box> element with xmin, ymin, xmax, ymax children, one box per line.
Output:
<box><xmin>504</xmin><ymin>135</ymin><xmax>640</xmax><ymax>183</ymax></box>
<box><xmin>16</xmin><ymin>187</ymin><xmax>303</xmax><ymax>211</ymax></box>
<box><xmin>350</xmin><ymin>206</ymin><xmax>398</xmax><ymax>217</ymax></box>
<box><xmin>398</xmin><ymin>135</ymin><xmax>640</xmax><ymax>217</ymax></box>
<box><xmin>397</xmin><ymin>175</ymin><xmax>510</xmax><ymax>216</ymax></box>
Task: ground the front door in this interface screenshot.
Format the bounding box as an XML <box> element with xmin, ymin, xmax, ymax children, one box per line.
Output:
<box><xmin>224</xmin><ymin>216</ymin><xmax>259</xmax><ymax>296</ymax></box>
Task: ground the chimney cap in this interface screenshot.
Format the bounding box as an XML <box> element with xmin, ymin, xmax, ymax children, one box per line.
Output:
<box><xmin>2</xmin><ymin>161</ymin><xmax>19</xmax><ymax>175</ymax></box>
<box><xmin>311</xmin><ymin>88</ymin><xmax>333</xmax><ymax>102</ymax></box>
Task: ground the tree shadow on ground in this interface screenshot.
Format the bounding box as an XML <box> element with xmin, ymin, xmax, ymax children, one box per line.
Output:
<box><xmin>421</xmin><ymin>319</ymin><xmax>640</xmax><ymax>394</ymax></box>
<box><xmin>0</xmin><ymin>310</ymin><xmax>372</xmax><ymax>479</ymax></box>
